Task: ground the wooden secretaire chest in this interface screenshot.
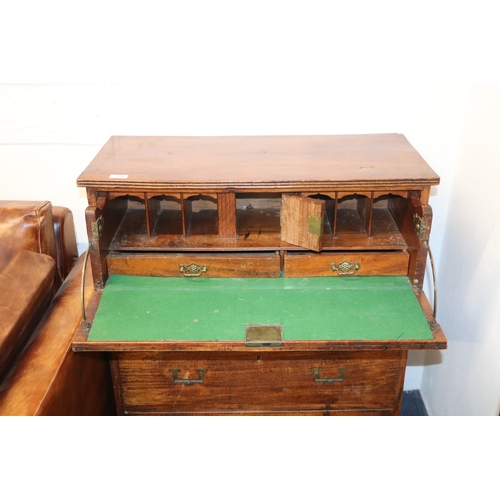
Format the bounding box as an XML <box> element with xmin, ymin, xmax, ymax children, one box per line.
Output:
<box><xmin>72</xmin><ymin>134</ymin><xmax>446</xmax><ymax>415</ymax></box>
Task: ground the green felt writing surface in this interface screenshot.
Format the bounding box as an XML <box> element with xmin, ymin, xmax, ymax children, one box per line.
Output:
<box><xmin>88</xmin><ymin>275</ymin><xmax>433</xmax><ymax>342</ymax></box>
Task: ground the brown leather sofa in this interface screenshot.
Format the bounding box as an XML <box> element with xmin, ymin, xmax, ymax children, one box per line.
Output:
<box><xmin>0</xmin><ymin>201</ymin><xmax>114</xmax><ymax>415</ymax></box>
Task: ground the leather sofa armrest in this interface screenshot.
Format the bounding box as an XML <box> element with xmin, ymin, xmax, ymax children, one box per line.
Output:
<box><xmin>0</xmin><ymin>200</ymin><xmax>63</xmax><ymax>294</ymax></box>
<box><xmin>0</xmin><ymin>201</ymin><xmax>57</xmax><ymax>272</ymax></box>
<box><xmin>0</xmin><ymin>250</ymin><xmax>55</xmax><ymax>381</ymax></box>
<box><xmin>52</xmin><ymin>206</ymin><xmax>79</xmax><ymax>280</ymax></box>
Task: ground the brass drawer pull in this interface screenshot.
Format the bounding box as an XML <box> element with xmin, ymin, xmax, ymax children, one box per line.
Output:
<box><xmin>179</xmin><ymin>263</ymin><xmax>208</xmax><ymax>277</ymax></box>
<box><xmin>312</xmin><ymin>367</ymin><xmax>347</xmax><ymax>384</ymax></box>
<box><xmin>169</xmin><ymin>369</ymin><xmax>206</xmax><ymax>385</ymax></box>
<box><xmin>330</xmin><ymin>261</ymin><xmax>360</xmax><ymax>275</ymax></box>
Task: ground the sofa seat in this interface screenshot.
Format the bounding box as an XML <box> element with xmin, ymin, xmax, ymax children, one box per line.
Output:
<box><xmin>0</xmin><ymin>251</ymin><xmax>56</xmax><ymax>380</ymax></box>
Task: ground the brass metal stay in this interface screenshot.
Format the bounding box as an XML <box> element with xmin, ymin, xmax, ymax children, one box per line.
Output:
<box><xmin>81</xmin><ymin>243</ymin><xmax>92</xmax><ymax>322</ymax></box>
<box><xmin>425</xmin><ymin>240</ymin><xmax>438</xmax><ymax>320</ymax></box>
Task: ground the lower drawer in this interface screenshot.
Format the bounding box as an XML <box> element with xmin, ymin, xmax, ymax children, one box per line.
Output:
<box><xmin>284</xmin><ymin>250</ymin><xmax>409</xmax><ymax>277</ymax></box>
<box><xmin>113</xmin><ymin>350</ymin><xmax>407</xmax><ymax>414</ymax></box>
<box><xmin>107</xmin><ymin>251</ymin><xmax>281</xmax><ymax>278</ymax></box>
<box><xmin>125</xmin><ymin>409</ymin><xmax>395</xmax><ymax>416</ymax></box>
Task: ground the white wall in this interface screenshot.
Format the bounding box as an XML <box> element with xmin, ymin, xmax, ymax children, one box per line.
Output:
<box><xmin>420</xmin><ymin>85</ymin><xmax>500</xmax><ymax>415</ymax></box>
<box><xmin>1</xmin><ymin>1</ymin><xmax>499</xmax><ymax>413</ymax></box>
<box><xmin>0</xmin><ymin>84</ymin><xmax>110</xmax><ymax>251</ymax></box>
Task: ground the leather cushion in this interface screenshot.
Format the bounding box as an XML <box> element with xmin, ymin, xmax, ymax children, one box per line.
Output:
<box><xmin>0</xmin><ymin>250</ymin><xmax>56</xmax><ymax>381</ymax></box>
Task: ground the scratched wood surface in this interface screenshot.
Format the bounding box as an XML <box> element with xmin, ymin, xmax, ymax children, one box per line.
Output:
<box><xmin>77</xmin><ymin>134</ymin><xmax>440</xmax><ymax>190</ymax></box>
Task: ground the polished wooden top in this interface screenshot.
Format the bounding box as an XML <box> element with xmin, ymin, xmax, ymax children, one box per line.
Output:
<box><xmin>77</xmin><ymin>134</ymin><xmax>439</xmax><ymax>191</ymax></box>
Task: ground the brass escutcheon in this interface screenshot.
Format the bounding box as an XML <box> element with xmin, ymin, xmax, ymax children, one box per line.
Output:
<box><xmin>179</xmin><ymin>263</ymin><xmax>208</xmax><ymax>277</ymax></box>
<box><xmin>331</xmin><ymin>261</ymin><xmax>360</xmax><ymax>275</ymax></box>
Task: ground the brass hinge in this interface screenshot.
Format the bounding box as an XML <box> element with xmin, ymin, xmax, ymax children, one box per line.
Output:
<box><xmin>428</xmin><ymin>320</ymin><xmax>438</xmax><ymax>333</ymax></box>
<box><xmin>91</xmin><ymin>216</ymin><xmax>104</xmax><ymax>240</ymax></box>
<box><xmin>413</xmin><ymin>214</ymin><xmax>427</xmax><ymax>240</ymax></box>
<box><xmin>307</xmin><ymin>214</ymin><xmax>323</xmax><ymax>237</ymax></box>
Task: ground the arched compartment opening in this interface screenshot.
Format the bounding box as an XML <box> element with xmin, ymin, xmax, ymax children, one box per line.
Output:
<box><xmin>235</xmin><ymin>193</ymin><xmax>282</xmax><ymax>238</ymax></box>
<box><xmin>147</xmin><ymin>195</ymin><xmax>183</xmax><ymax>236</ymax></box>
<box><xmin>336</xmin><ymin>193</ymin><xmax>372</xmax><ymax>236</ymax></box>
<box><xmin>185</xmin><ymin>194</ymin><xmax>218</xmax><ymax>235</ymax></box>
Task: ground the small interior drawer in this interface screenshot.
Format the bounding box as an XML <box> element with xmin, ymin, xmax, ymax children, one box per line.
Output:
<box><xmin>115</xmin><ymin>351</ymin><xmax>405</xmax><ymax>414</ymax></box>
<box><xmin>283</xmin><ymin>250</ymin><xmax>409</xmax><ymax>277</ymax></box>
<box><xmin>107</xmin><ymin>252</ymin><xmax>281</xmax><ymax>278</ymax></box>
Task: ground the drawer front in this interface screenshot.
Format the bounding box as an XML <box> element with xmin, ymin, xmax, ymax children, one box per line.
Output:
<box><xmin>114</xmin><ymin>351</ymin><xmax>406</xmax><ymax>414</ymax></box>
<box><xmin>125</xmin><ymin>409</ymin><xmax>395</xmax><ymax>416</ymax></box>
<box><xmin>107</xmin><ymin>252</ymin><xmax>281</xmax><ymax>278</ymax></box>
<box><xmin>284</xmin><ymin>250</ymin><xmax>409</xmax><ymax>277</ymax></box>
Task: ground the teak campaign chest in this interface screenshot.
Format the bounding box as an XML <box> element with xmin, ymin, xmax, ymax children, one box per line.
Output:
<box><xmin>72</xmin><ymin>134</ymin><xmax>446</xmax><ymax>415</ymax></box>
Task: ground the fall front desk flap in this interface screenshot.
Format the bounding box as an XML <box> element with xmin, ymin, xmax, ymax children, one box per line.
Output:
<box><xmin>87</xmin><ymin>275</ymin><xmax>433</xmax><ymax>342</ymax></box>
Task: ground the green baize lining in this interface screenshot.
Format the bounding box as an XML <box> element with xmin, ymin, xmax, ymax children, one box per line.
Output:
<box><xmin>87</xmin><ymin>275</ymin><xmax>433</xmax><ymax>342</ymax></box>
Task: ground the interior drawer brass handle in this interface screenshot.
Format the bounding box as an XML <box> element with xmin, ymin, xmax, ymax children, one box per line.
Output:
<box><xmin>312</xmin><ymin>367</ymin><xmax>348</xmax><ymax>384</ymax></box>
<box><xmin>169</xmin><ymin>369</ymin><xmax>206</xmax><ymax>385</ymax></box>
<box><xmin>330</xmin><ymin>261</ymin><xmax>360</xmax><ymax>275</ymax></box>
<box><xmin>179</xmin><ymin>263</ymin><xmax>208</xmax><ymax>277</ymax></box>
